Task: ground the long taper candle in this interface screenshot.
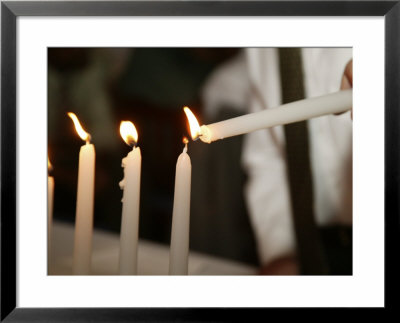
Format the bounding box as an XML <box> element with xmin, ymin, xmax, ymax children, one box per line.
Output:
<box><xmin>119</xmin><ymin>121</ymin><xmax>142</xmax><ymax>275</ymax></box>
<box><xmin>200</xmin><ymin>89</ymin><xmax>352</xmax><ymax>143</ymax></box>
<box><xmin>169</xmin><ymin>137</ymin><xmax>192</xmax><ymax>275</ymax></box>
<box><xmin>47</xmin><ymin>156</ymin><xmax>54</xmax><ymax>272</ymax></box>
<box><xmin>169</xmin><ymin>107</ymin><xmax>200</xmax><ymax>275</ymax></box>
<box><xmin>68</xmin><ymin>112</ymin><xmax>96</xmax><ymax>275</ymax></box>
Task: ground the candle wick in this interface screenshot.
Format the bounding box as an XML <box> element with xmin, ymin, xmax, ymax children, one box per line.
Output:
<box><xmin>85</xmin><ymin>134</ymin><xmax>91</xmax><ymax>145</ymax></box>
<box><xmin>192</xmin><ymin>132</ymin><xmax>203</xmax><ymax>142</ymax></box>
<box><xmin>129</xmin><ymin>139</ymin><xmax>137</xmax><ymax>149</ymax></box>
<box><xmin>183</xmin><ymin>143</ymin><xmax>188</xmax><ymax>153</ymax></box>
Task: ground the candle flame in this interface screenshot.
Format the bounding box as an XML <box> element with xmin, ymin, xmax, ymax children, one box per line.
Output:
<box><xmin>120</xmin><ymin>121</ymin><xmax>138</xmax><ymax>147</ymax></box>
<box><xmin>68</xmin><ymin>112</ymin><xmax>91</xmax><ymax>142</ymax></box>
<box><xmin>48</xmin><ymin>156</ymin><xmax>53</xmax><ymax>172</ymax></box>
<box><xmin>182</xmin><ymin>137</ymin><xmax>189</xmax><ymax>144</ymax></box>
<box><xmin>183</xmin><ymin>107</ymin><xmax>201</xmax><ymax>141</ymax></box>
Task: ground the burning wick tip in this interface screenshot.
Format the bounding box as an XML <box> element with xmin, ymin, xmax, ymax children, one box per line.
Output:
<box><xmin>127</xmin><ymin>136</ymin><xmax>137</xmax><ymax>148</ymax></box>
<box><xmin>193</xmin><ymin>133</ymin><xmax>203</xmax><ymax>141</ymax></box>
<box><xmin>85</xmin><ymin>134</ymin><xmax>92</xmax><ymax>145</ymax></box>
<box><xmin>182</xmin><ymin>137</ymin><xmax>189</xmax><ymax>153</ymax></box>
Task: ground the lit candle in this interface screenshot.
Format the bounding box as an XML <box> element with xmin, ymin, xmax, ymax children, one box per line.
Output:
<box><xmin>47</xmin><ymin>156</ymin><xmax>54</xmax><ymax>271</ymax></box>
<box><xmin>119</xmin><ymin>121</ymin><xmax>141</xmax><ymax>275</ymax></box>
<box><xmin>169</xmin><ymin>107</ymin><xmax>200</xmax><ymax>275</ymax></box>
<box><xmin>68</xmin><ymin>112</ymin><xmax>96</xmax><ymax>275</ymax></box>
<box><xmin>200</xmin><ymin>89</ymin><xmax>352</xmax><ymax>143</ymax></box>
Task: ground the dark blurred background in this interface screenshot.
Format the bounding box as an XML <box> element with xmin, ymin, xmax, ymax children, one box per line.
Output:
<box><xmin>48</xmin><ymin>48</ymin><xmax>259</xmax><ymax>266</ymax></box>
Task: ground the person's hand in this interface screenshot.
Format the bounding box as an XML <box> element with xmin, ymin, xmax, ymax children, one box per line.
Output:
<box><xmin>258</xmin><ymin>255</ymin><xmax>299</xmax><ymax>275</ymax></box>
<box><xmin>340</xmin><ymin>59</ymin><xmax>353</xmax><ymax>119</ymax></box>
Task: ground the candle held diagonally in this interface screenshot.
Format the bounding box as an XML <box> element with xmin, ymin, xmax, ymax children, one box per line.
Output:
<box><xmin>119</xmin><ymin>121</ymin><xmax>142</xmax><ymax>275</ymax></box>
<box><xmin>199</xmin><ymin>89</ymin><xmax>353</xmax><ymax>143</ymax></box>
<box><xmin>68</xmin><ymin>112</ymin><xmax>96</xmax><ymax>275</ymax></box>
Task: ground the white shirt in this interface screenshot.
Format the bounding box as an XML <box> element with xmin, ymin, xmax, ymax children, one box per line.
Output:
<box><xmin>202</xmin><ymin>48</ymin><xmax>353</xmax><ymax>265</ymax></box>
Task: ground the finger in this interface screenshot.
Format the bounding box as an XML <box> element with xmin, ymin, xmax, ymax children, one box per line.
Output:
<box><xmin>340</xmin><ymin>73</ymin><xmax>352</xmax><ymax>90</ymax></box>
<box><xmin>345</xmin><ymin>59</ymin><xmax>353</xmax><ymax>86</ymax></box>
<box><xmin>339</xmin><ymin>59</ymin><xmax>353</xmax><ymax>119</ymax></box>
<box><xmin>340</xmin><ymin>59</ymin><xmax>353</xmax><ymax>90</ymax></box>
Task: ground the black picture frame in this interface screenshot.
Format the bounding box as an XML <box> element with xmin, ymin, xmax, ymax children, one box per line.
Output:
<box><xmin>1</xmin><ymin>1</ymin><xmax>399</xmax><ymax>320</ymax></box>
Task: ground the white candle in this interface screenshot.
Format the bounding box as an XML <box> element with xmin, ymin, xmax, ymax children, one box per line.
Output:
<box><xmin>119</xmin><ymin>121</ymin><xmax>142</xmax><ymax>275</ymax></box>
<box><xmin>169</xmin><ymin>138</ymin><xmax>192</xmax><ymax>275</ymax></box>
<box><xmin>68</xmin><ymin>113</ymin><xmax>96</xmax><ymax>275</ymax></box>
<box><xmin>47</xmin><ymin>176</ymin><xmax>54</xmax><ymax>240</ymax></box>
<box><xmin>200</xmin><ymin>89</ymin><xmax>352</xmax><ymax>143</ymax></box>
<box><xmin>168</xmin><ymin>107</ymin><xmax>200</xmax><ymax>275</ymax></box>
<box><xmin>47</xmin><ymin>157</ymin><xmax>54</xmax><ymax>272</ymax></box>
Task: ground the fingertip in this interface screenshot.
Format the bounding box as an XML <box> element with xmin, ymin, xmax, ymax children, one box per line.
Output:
<box><xmin>340</xmin><ymin>74</ymin><xmax>351</xmax><ymax>90</ymax></box>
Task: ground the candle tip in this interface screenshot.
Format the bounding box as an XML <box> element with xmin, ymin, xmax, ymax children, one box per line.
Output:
<box><xmin>182</xmin><ymin>137</ymin><xmax>188</xmax><ymax>153</ymax></box>
<box><xmin>199</xmin><ymin>125</ymin><xmax>212</xmax><ymax>144</ymax></box>
<box><xmin>126</xmin><ymin>135</ymin><xmax>136</xmax><ymax>148</ymax></box>
<box><xmin>48</xmin><ymin>156</ymin><xmax>53</xmax><ymax>174</ymax></box>
<box><xmin>85</xmin><ymin>134</ymin><xmax>91</xmax><ymax>145</ymax></box>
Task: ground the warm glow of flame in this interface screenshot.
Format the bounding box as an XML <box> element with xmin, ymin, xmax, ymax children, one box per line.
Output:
<box><xmin>120</xmin><ymin>121</ymin><xmax>138</xmax><ymax>147</ymax></box>
<box><xmin>183</xmin><ymin>107</ymin><xmax>201</xmax><ymax>140</ymax></box>
<box><xmin>48</xmin><ymin>156</ymin><xmax>53</xmax><ymax>172</ymax></box>
<box><xmin>183</xmin><ymin>137</ymin><xmax>189</xmax><ymax>144</ymax></box>
<box><xmin>68</xmin><ymin>112</ymin><xmax>90</xmax><ymax>142</ymax></box>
